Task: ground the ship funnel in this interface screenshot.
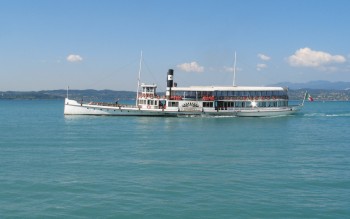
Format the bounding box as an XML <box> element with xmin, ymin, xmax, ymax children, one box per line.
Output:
<box><xmin>166</xmin><ymin>69</ymin><xmax>174</xmax><ymax>99</ymax></box>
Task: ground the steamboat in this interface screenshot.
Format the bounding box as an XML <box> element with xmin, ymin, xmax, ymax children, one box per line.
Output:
<box><xmin>64</xmin><ymin>68</ymin><xmax>303</xmax><ymax>117</ymax></box>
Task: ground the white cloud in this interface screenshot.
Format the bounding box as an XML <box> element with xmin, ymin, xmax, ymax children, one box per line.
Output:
<box><xmin>177</xmin><ymin>61</ymin><xmax>204</xmax><ymax>73</ymax></box>
<box><xmin>223</xmin><ymin>66</ymin><xmax>242</xmax><ymax>72</ymax></box>
<box><xmin>67</xmin><ymin>54</ymin><xmax>83</xmax><ymax>62</ymax></box>
<box><xmin>288</xmin><ymin>47</ymin><xmax>345</xmax><ymax>68</ymax></box>
<box><xmin>224</xmin><ymin>66</ymin><xmax>234</xmax><ymax>72</ymax></box>
<box><xmin>256</xmin><ymin>63</ymin><xmax>267</xmax><ymax>71</ymax></box>
<box><xmin>258</xmin><ymin>53</ymin><xmax>271</xmax><ymax>61</ymax></box>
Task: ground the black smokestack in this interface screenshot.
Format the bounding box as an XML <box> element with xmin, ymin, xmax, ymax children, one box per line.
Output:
<box><xmin>167</xmin><ymin>69</ymin><xmax>174</xmax><ymax>88</ymax></box>
<box><xmin>166</xmin><ymin>69</ymin><xmax>174</xmax><ymax>99</ymax></box>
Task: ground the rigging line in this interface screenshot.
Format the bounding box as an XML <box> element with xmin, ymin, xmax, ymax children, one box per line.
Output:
<box><xmin>142</xmin><ymin>57</ymin><xmax>161</xmax><ymax>88</ymax></box>
<box><xmin>136</xmin><ymin>51</ymin><xmax>143</xmax><ymax>105</ymax></box>
<box><xmin>233</xmin><ymin>51</ymin><xmax>237</xmax><ymax>86</ymax></box>
<box><xmin>220</xmin><ymin>62</ymin><xmax>235</xmax><ymax>86</ymax></box>
<box><xmin>84</xmin><ymin>58</ymin><xmax>139</xmax><ymax>89</ymax></box>
<box><xmin>220</xmin><ymin>69</ymin><xmax>233</xmax><ymax>86</ymax></box>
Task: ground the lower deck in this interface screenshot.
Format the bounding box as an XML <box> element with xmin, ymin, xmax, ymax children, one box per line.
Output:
<box><xmin>64</xmin><ymin>98</ymin><xmax>301</xmax><ymax>117</ymax></box>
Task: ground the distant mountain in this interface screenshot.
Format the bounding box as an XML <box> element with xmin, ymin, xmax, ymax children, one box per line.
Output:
<box><xmin>0</xmin><ymin>89</ymin><xmax>137</xmax><ymax>101</ymax></box>
<box><xmin>270</xmin><ymin>80</ymin><xmax>350</xmax><ymax>90</ymax></box>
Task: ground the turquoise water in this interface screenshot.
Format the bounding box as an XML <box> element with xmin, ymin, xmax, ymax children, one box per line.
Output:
<box><xmin>1</xmin><ymin>100</ymin><xmax>349</xmax><ymax>218</ymax></box>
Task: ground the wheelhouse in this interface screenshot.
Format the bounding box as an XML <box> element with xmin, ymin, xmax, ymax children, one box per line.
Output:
<box><xmin>137</xmin><ymin>83</ymin><xmax>166</xmax><ymax>109</ymax></box>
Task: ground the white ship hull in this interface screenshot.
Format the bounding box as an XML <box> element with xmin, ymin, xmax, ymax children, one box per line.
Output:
<box><xmin>64</xmin><ymin>98</ymin><xmax>301</xmax><ymax>117</ymax></box>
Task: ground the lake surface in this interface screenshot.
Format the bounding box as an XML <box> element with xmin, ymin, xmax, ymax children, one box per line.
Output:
<box><xmin>1</xmin><ymin>100</ymin><xmax>349</xmax><ymax>218</ymax></box>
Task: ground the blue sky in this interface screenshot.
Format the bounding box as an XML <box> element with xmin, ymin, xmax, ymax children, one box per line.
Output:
<box><xmin>1</xmin><ymin>0</ymin><xmax>350</xmax><ymax>91</ymax></box>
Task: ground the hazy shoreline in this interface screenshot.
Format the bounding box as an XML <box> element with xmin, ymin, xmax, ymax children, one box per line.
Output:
<box><xmin>1</xmin><ymin>89</ymin><xmax>350</xmax><ymax>101</ymax></box>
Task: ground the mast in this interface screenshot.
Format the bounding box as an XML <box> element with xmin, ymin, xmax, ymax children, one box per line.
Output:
<box><xmin>66</xmin><ymin>86</ymin><xmax>69</xmax><ymax>99</ymax></box>
<box><xmin>301</xmin><ymin>91</ymin><xmax>307</xmax><ymax>106</ymax></box>
<box><xmin>233</xmin><ymin>51</ymin><xmax>237</xmax><ymax>86</ymax></box>
<box><xmin>136</xmin><ymin>50</ymin><xmax>143</xmax><ymax>105</ymax></box>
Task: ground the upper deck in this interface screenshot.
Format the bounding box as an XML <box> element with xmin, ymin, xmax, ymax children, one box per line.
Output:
<box><xmin>171</xmin><ymin>85</ymin><xmax>286</xmax><ymax>92</ymax></box>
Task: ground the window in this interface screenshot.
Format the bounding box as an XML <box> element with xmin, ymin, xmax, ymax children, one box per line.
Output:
<box><xmin>268</xmin><ymin>101</ymin><xmax>277</xmax><ymax>107</ymax></box>
<box><xmin>260</xmin><ymin>102</ymin><xmax>266</xmax><ymax>107</ymax></box>
<box><xmin>279</xmin><ymin>101</ymin><xmax>287</xmax><ymax>107</ymax></box>
<box><xmin>235</xmin><ymin>102</ymin><xmax>244</xmax><ymax>107</ymax></box>
<box><xmin>203</xmin><ymin>102</ymin><xmax>213</xmax><ymax>107</ymax></box>
<box><xmin>168</xmin><ymin>101</ymin><xmax>179</xmax><ymax>107</ymax></box>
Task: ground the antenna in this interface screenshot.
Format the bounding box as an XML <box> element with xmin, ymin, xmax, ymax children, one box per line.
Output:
<box><xmin>136</xmin><ymin>50</ymin><xmax>143</xmax><ymax>105</ymax></box>
<box><xmin>233</xmin><ymin>51</ymin><xmax>237</xmax><ymax>86</ymax></box>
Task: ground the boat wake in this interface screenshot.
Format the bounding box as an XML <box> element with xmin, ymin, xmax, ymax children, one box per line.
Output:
<box><xmin>176</xmin><ymin>114</ymin><xmax>237</xmax><ymax>118</ymax></box>
<box><xmin>208</xmin><ymin>115</ymin><xmax>237</xmax><ymax>118</ymax></box>
<box><xmin>259</xmin><ymin>114</ymin><xmax>295</xmax><ymax>119</ymax></box>
<box><xmin>304</xmin><ymin>113</ymin><xmax>350</xmax><ymax>117</ymax></box>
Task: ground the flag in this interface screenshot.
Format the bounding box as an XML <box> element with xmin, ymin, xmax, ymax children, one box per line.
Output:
<box><xmin>306</xmin><ymin>93</ymin><xmax>314</xmax><ymax>101</ymax></box>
